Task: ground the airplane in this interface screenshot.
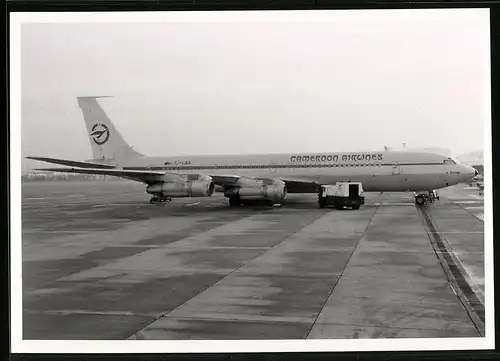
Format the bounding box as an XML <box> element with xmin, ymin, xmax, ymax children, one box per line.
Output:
<box><xmin>27</xmin><ymin>96</ymin><xmax>479</xmax><ymax>207</ymax></box>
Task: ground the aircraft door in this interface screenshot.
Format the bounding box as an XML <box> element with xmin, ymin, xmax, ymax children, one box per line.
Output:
<box><xmin>392</xmin><ymin>164</ymin><xmax>401</xmax><ymax>175</ymax></box>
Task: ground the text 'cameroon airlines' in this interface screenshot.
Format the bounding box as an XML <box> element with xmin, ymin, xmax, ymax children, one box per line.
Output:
<box><xmin>28</xmin><ymin>96</ymin><xmax>478</xmax><ymax>206</ymax></box>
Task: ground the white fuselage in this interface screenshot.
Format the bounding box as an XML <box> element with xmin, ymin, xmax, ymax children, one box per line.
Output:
<box><xmin>108</xmin><ymin>150</ymin><xmax>476</xmax><ymax>193</ymax></box>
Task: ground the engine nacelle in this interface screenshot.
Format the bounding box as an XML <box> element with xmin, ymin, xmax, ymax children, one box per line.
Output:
<box><xmin>224</xmin><ymin>181</ymin><xmax>287</xmax><ymax>203</ymax></box>
<box><xmin>146</xmin><ymin>176</ymin><xmax>215</xmax><ymax>198</ymax></box>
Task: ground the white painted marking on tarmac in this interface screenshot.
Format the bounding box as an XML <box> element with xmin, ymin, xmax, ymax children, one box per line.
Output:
<box><xmin>184</xmin><ymin>202</ymin><xmax>200</xmax><ymax>207</ymax></box>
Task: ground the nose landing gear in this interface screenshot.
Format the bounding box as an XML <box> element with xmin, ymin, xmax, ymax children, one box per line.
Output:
<box><xmin>414</xmin><ymin>190</ymin><xmax>439</xmax><ymax>205</ymax></box>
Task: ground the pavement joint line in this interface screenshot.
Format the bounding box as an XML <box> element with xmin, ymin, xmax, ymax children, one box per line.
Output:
<box><xmin>156</xmin><ymin>316</ymin><xmax>313</xmax><ymax>324</ymax></box>
<box><xmin>417</xmin><ymin>205</ymin><xmax>485</xmax><ymax>337</ymax></box>
<box><xmin>159</xmin><ymin>246</ymin><xmax>275</xmax><ymax>250</ymax></box>
<box><xmin>126</xmin><ymin>209</ymin><xmax>329</xmax><ymax>340</ymax></box>
<box><xmin>453</xmin><ymin>201</ymin><xmax>485</xmax><ymax>223</ymax></box>
<box><xmin>304</xmin><ymin>203</ymin><xmax>380</xmax><ymax>339</ymax></box>
<box><xmin>24</xmin><ymin>309</ymin><xmax>159</xmax><ymax>318</ymax></box>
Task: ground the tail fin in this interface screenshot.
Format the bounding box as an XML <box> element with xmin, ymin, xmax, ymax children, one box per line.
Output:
<box><xmin>77</xmin><ymin>96</ymin><xmax>144</xmax><ymax>161</ymax></box>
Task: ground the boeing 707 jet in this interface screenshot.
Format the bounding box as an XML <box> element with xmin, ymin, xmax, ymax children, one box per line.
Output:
<box><xmin>27</xmin><ymin>96</ymin><xmax>478</xmax><ymax>206</ymax></box>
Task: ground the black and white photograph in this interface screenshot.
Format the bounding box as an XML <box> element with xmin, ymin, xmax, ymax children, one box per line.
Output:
<box><xmin>10</xmin><ymin>8</ymin><xmax>493</xmax><ymax>353</ymax></box>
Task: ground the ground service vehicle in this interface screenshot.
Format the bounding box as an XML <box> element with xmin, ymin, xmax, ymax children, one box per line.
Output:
<box><xmin>318</xmin><ymin>182</ymin><xmax>365</xmax><ymax>210</ymax></box>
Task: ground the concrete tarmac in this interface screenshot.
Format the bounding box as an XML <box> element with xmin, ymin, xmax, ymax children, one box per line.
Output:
<box><xmin>21</xmin><ymin>180</ymin><xmax>485</xmax><ymax>340</ymax></box>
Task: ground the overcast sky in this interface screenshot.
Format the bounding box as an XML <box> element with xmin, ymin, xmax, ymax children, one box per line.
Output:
<box><xmin>20</xmin><ymin>10</ymin><xmax>490</xmax><ymax>168</ymax></box>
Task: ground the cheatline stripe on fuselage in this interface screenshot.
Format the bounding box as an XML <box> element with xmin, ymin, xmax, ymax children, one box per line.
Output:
<box><xmin>121</xmin><ymin>162</ymin><xmax>448</xmax><ymax>171</ymax></box>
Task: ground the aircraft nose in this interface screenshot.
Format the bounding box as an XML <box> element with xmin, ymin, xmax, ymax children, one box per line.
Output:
<box><xmin>460</xmin><ymin>164</ymin><xmax>477</xmax><ymax>181</ymax></box>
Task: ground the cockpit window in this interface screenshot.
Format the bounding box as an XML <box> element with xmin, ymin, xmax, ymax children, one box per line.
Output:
<box><xmin>444</xmin><ymin>158</ymin><xmax>456</xmax><ymax>164</ymax></box>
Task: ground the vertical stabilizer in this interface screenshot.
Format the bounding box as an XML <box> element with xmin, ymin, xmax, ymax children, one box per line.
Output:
<box><xmin>77</xmin><ymin>96</ymin><xmax>143</xmax><ymax>161</ymax></box>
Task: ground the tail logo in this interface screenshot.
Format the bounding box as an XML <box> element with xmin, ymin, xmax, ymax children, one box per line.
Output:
<box><xmin>90</xmin><ymin>123</ymin><xmax>110</xmax><ymax>145</ymax></box>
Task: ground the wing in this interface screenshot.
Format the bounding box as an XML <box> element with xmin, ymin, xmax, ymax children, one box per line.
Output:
<box><xmin>27</xmin><ymin>156</ymin><xmax>117</xmax><ymax>169</ymax></box>
<box><xmin>33</xmin><ymin>167</ymin><xmax>184</xmax><ymax>184</ymax></box>
<box><xmin>29</xmin><ymin>157</ymin><xmax>319</xmax><ymax>192</ymax></box>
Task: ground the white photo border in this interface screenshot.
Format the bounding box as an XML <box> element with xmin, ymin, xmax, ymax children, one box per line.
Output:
<box><xmin>9</xmin><ymin>8</ymin><xmax>495</xmax><ymax>354</ymax></box>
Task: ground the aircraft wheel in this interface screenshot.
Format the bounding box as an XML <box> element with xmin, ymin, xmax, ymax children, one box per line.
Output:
<box><xmin>228</xmin><ymin>197</ymin><xmax>240</xmax><ymax>206</ymax></box>
<box><xmin>415</xmin><ymin>195</ymin><xmax>425</xmax><ymax>205</ymax></box>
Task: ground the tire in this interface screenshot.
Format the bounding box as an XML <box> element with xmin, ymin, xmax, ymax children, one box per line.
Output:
<box><xmin>415</xmin><ymin>195</ymin><xmax>425</xmax><ymax>205</ymax></box>
<box><xmin>352</xmin><ymin>205</ymin><xmax>360</xmax><ymax>210</ymax></box>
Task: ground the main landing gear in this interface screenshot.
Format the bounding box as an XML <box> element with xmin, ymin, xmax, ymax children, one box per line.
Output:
<box><xmin>149</xmin><ymin>195</ymin><xmax>172</xmax><ymax>204</ymax></box>
<box><xmin>228</xmin><ymin>196</ymin><xmax>240</xmax><ymax>207</ymax></box>
<box><xmin>414</xmin><ymin>190</ymin><xmax>439</xmax><ymax>205</ymax></box>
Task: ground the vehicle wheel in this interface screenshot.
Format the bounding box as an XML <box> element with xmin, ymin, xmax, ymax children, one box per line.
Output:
<box><xmin>415</xmin><ymin>195</ymin><xmax>425</xmax><ymax>205</ymax></box>
<box><xmin>352</xmin><ymin>205</ymin><xmax>360</xmax><ymax>210</ymax></box>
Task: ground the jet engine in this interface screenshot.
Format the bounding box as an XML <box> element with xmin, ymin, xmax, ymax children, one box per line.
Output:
<box><xmin>224</xmin><ymin>180</ymin><xmax>287</xmax><ymax>203</ymax></box>
<box><xmin>146</xmin><ymin>175</ymin><xmax>215</xmax><ymax>197</ymax></box>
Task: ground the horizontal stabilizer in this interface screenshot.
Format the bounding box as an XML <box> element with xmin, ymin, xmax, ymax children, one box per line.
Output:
<box><xmin>27</xmin><ymin>156</ymin><xmax>117</xmax><ymax>169</ymax></box>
